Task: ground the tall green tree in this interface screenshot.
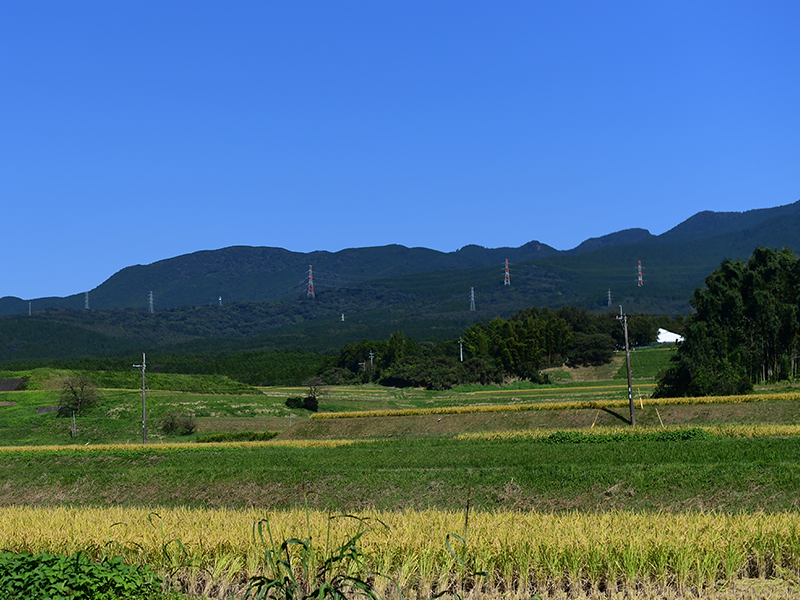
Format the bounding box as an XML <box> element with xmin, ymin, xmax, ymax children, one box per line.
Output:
<box><xmin>655</xmin><ymin>247</ymin><xmax>800</xmax><ymax>397</ymax></box>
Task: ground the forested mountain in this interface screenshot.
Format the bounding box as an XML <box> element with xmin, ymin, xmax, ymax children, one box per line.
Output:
<box><xmin>1</xmin><ymin>199</ymin><xmax>799</xmax><ymax>362</ymax></box>
<box><xmin>0</xmin><ymin>241</ymin><xmax>559</xmax><ymax>314</ymax></box>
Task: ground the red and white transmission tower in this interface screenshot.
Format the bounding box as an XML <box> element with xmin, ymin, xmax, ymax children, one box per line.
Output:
<box><xmin>503</xmin><ymin>259</ymin><xmax>510</xmax><ymax>286</ymax></box>
<box><xmin>637</xmin><ymin>261</ymin><xmax>643</xmax><ymax>287</ymax></box>
<box><xmin>307</xmin><ymin>265</ymin><xmax>315</xmax><ymax>298</ymax></box>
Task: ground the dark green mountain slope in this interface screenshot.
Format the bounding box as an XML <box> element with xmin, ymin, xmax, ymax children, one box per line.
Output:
<box><xmin>2</xmin><ymin>199</ymin><xmax>798</xmax><ymax>316</ymax></box>
<box><xmin>657</xmin><ymin>199</ymin><xmax>800</xmax><ymax>243</ymax></box>
<box><xmin>2</xmin><ymin>199</ymin><xmax>800</xmax><ymax>362</ymax></box>
<box><xmin>0</xmin><ymin>241</ymin><xmax>559</xmax><ymax>315</ymax></box>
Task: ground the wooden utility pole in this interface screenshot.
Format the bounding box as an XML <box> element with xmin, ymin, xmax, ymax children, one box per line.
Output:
<box><xmin>617</xmin><ymin>307</ymin><xmax>635</xmax><ymax>426</ymax></box>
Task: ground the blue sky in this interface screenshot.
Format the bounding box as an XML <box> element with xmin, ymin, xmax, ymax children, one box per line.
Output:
<box><xmin>3</xmin><ymin>2</ymin><xmax>799</xmax><ymax>299</ymax></box>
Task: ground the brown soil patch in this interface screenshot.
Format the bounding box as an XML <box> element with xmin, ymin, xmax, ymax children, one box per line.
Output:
<box><xmin>279</xmin><ymin>399</ymin><xmax>800</xmax><ymax>441</ymax></box>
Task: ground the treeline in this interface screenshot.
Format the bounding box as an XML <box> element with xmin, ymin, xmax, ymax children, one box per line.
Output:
<box><xmin>324</xmin><ymin>308</ymin><xmax>682</xmax><ymax>390</ymax></box>
<box><xmin>6</xmin><ymin>306</ymin><xmax>683</xmax><ymax>391</ymax></box>
<box><xmin>5</xmin><ymin>350</ymin><xmax>332</xmax><ymax>387</ymax></box>
<box><xmin>655</xmin><ymin>247</ymin><xmax>800</xmax><ymax>397</ymax></box>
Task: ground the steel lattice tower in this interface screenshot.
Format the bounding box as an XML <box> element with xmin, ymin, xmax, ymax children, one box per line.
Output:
<box><xmin>470</xmin><ymin>287</ymin><xmax>476</xmax><ymax>311</ymax></box>
<box><xmin>504</xmin><ymin>259</ymin><xmax>510</xmax><ymax>285</ymax></box>
<box><xmin>637</xmin><ymin>261</ymin><xmax>643</xmax><ymax>287</ymax></box>
<box><xmin>307</xmin><ymin>265</ymin><xmax>315</xmax><ymax>298</ymax></box>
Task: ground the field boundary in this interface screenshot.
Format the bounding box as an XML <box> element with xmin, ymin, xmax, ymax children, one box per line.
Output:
<box><xmin>310</xmin><ymin>392</ymin><xmax>800</xmax><ymax>419</ymax></box>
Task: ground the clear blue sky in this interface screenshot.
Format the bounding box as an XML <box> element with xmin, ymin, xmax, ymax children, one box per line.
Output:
<box><xmin>3</xmin><ymin>1</ymin><xmax>799</xmax><ymax>299</ymax></box>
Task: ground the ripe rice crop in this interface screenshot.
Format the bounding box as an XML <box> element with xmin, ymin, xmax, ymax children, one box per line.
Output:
<box><xmin>456</xmin><ymin>424</ymin><xmax>800</xmax><ymax>442</ymax></box>
<box><xmin>2</xmin><ymin>507</ymin><xmax>800</xmax><ymax>599</ymax></box>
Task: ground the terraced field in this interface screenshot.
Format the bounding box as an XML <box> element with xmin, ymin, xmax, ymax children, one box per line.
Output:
<box><xmin>2</xmin><ymin>347</ymin><xmax>800</xmax><ymax>598</ymax></box>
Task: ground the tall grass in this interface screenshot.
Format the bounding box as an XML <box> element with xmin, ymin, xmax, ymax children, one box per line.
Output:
<box><xmin>2</xmin><ymin>507</ymin><xmax>800</xmax><ymax>598</ymax></box>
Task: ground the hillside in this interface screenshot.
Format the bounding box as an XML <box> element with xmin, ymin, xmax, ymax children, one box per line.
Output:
<box><xmin>1</xmin><ymin>199</ymin><xmax>800</xmax><ymax>361</ymax></box>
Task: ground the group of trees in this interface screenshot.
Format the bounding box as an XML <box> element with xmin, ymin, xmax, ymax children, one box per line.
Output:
<box><xmin>655</xmin><ymin>247</ymin><xmax>800</xmax><ymax>397</ymax></box>
<box><xmin>325</xmin><ymin>307</ymin><xmax>673</xmax><ymax>390</ymax></box>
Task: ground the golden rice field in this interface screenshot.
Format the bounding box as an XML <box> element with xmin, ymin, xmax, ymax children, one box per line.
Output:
<box><xmin>455</xmin><ymin>423</ymin><xmax>800</xmax><ymax>442</ymax></box>
<box><xmin>3</xmin><ymin>506</ymin><xmax>800</xmax><ymax>599</ymax></box>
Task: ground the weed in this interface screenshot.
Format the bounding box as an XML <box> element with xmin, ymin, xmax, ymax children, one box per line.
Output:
<box><xmin>0</xmin><ymin>551</ymin><xmax>165</xmax><ymax>600</ymax></box>
<box><xmin>244</xmin><ymin>514</ymin><xmax>388</xmax><ymax>599</ymax></box>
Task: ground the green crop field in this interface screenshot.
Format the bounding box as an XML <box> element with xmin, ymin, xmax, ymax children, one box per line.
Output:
<box><xmin>3</xmin><ymin>345</ymin><xmax>800</xmax><ymax>598</ymax></box>
<box><xmin>1</xmin><ymin>429</ymin><xmax>800</xmax><ymax>513</ymax></box>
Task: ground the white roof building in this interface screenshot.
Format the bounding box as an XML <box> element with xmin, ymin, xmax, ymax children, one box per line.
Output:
<box><xmin>657</xmin><ymin>328</ymin><xmax>684</xmax><ymax>344</ymax></box>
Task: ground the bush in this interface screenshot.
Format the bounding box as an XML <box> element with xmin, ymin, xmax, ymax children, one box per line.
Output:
<box><xmin>0</xmin><ymin>551</ymin><xmax>162</xmax><ymax>600</ymax></box>
<box><xmin>302</xmin><ymin>395</ymin><xmax>318</xmax><ymax>412</ymax></box>
<box><xmin>160</xmin><ymin>412</ymin><xmax>197</xmax><ymax>436</ymax></box>
<box><xmin>285</xmin><ymin>396</ymin><xmax>318</xmax><ymax>411</ymax></box>
<box><xmin>285</xmin><ymin>396</ymin><xmax>305</xmax><ymax>409</ymax></box>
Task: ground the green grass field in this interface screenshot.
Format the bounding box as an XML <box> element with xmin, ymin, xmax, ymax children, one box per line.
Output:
<box><xmin>2</xmin><ymin>430</ymin><xmax>800</xmax><ymax>513</ymax></box>
<box><xmin>2</xmin><ymin>346</ymin><xmax>800</xmax><ymax>513</ymax></box>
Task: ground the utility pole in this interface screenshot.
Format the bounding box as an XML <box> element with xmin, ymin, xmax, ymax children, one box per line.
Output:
<box><xmin>617</xmin><ymin>306</ymin><xmax>635</xmax><ymax>426</ymax></box>
<box><xmin>459</xmin><ymin>338</ymin><xmax>463</xmax><ymax>362</ymax></box>
<box><xmin>132</xmin><ymin>353</ymin><xmax>147</xmax><ymax>443</ymax></box>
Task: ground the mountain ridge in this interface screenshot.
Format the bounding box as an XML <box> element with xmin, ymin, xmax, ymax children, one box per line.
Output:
<box><xmin>4</xmin><ymin>199</ymin><xmax>799</xmax><ymax>314</ymax></box>
<box><xmin>2</xmin><ymin>198</ymin><xmax>800</xmax><ymax>360</ymax></box>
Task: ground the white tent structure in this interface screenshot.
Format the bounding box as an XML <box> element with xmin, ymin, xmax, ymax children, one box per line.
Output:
<box><xmin>657</xmin><ymin>328</ymin><xmax>684</xmax><ymax>344</ymax></box>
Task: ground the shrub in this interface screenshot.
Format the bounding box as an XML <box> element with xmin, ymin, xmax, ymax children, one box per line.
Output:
<box><xmin>286</xmin><ymin>396</ymin><xmax>305</xmax><ymax>409</ymax></box>
<box><xmin>0</xmin><ymin>551</ymin><xmax>162</xmax><ymax>600</ymax></box>
<box><xmin>302</xmin><ymin>395</ymin><xmax>318</xmax><ymax>412</ymax></box>
<box><xmin>160</xmin><ymin>412</ymin><xmax>197</xmax><ymax>436</ymax></box>
<box><xmin>285</xmin><ymin>396</ymin><xmax>318</xmax><ymax>411</ymax></box>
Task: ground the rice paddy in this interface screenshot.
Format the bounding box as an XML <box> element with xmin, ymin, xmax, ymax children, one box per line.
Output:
<box><xmin>3</xmin><ymin>506</ymin><xmax>800</xmax><ymax>599</ymax></box>
<box><xmin>3</xmin><ymin>350</ymin><xmax>800</xmax><ymax>598</ymax></box>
